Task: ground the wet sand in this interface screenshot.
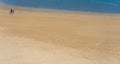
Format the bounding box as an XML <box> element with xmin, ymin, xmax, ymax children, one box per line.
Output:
<box><xmin>0</xmin><ymin>4</ymin><xmax>120</xmax><ymax>64</ymax></box>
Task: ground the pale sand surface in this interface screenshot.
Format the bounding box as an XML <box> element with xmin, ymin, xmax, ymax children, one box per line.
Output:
<box><xmin>0</xmin><ymin>4</ymin><xmax>120</xmax><ymax>64</ymax></box>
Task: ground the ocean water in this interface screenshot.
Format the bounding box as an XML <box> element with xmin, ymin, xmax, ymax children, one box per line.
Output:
<box><xmin>0</xmin><ymin>0</ymin><xmax>120</xmax><ymax>13</ymax></box>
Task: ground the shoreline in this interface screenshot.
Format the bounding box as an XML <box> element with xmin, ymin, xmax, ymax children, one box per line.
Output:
<box><xmin>1</xmin><ymin>3</ymin><xmax>120</xmax><ymax>15</ymax></box>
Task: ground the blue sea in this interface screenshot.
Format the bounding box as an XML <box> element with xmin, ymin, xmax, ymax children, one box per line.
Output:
<box><xmin>0</xmin><ymin>0</ymin><xmax>120</xmax><ymax>13</ymax></box>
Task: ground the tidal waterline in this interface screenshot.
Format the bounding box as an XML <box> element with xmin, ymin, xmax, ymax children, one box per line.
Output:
<box><xmin>0</xmin><ymin>0</ymin><xmax>120</xmax><ymax>13</ymax></box>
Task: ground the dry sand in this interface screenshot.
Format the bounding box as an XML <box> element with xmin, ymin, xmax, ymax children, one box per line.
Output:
<box><xmin>0</xmin><ymin>4</ymin><xmax>120</xmax><ymax>64</ymax></box>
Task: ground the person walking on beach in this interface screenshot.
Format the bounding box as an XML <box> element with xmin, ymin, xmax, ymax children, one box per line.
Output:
<box><xmin>10</xmin><ymin>9</ymin><xmax>14</xmax><ymax>15</ymax></box>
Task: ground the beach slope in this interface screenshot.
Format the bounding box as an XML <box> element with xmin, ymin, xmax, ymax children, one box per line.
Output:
<box><xmin>0</xmin><ymin>5</ymin><xmax>120</xmax><ymax>64</ymax></box>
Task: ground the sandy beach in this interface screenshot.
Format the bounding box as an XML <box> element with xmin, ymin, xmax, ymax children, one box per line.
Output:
<box><xmin>0</xmin><ymin>4</ymin><xmax>120</xmax><ymax>64</ymax></box>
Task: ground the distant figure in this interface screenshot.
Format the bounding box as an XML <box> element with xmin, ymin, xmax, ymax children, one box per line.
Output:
<box><xmin>10</xmin><ymin>9</ymin><xmax>14</xmax><ymax>15</ymax></box>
